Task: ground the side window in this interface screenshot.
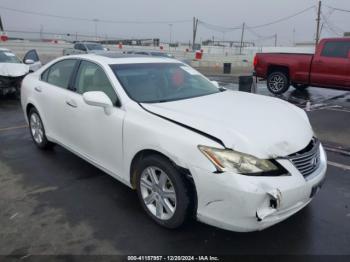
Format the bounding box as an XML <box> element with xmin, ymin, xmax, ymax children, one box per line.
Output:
<box><xmin>321</xmin><ymin>41</ymin><xmax>350</xmax><ymax>58</ymax></box>
<box><xmin>45</xmin><ymin>59</ymin><xmax>77</xmax><ymax>88</ymax></box>
<box><xmin>41</xmin><ymin>68</ymin><xmax>49</xmax><ymax>81</ymax></box>
<box><xmin>75</xmin><ymin>61</ymin><xmax>118</xmax><ymax>105</ymax></box>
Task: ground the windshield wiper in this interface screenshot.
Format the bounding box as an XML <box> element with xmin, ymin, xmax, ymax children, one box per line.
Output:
<box><xmin>219</xmin><ymin>87</ymin><xmax>227</xmax><ymax>92</ymax></box>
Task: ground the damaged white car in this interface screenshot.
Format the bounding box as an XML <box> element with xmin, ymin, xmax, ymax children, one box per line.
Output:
<box><xmin>0</xmin><ymin>48</ymin><xmax>41</xmax><ymax>97</ymax></box>
<box><xmin>21</xmin><ymin>54</ymin><xmax>327</xmax><ymax>232</ymax></box>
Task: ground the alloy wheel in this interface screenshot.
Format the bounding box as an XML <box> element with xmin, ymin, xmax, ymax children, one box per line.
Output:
<box><xmin>140</xmin><ymin>166</ymin><xmax>177</xmax><ymax>220</ymax></box>
<box><xmin>269</xmin><ymin>75</ymin><xmax>285</xmax><ymax>93</ymax></box>
<box><xmin>30</xmin><ymin>113</ymin><xmax>44</xmax><ymax>144</ymax></box>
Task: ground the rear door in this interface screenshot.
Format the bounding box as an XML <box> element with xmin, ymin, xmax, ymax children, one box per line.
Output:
<box><xmin>310</xmin><ymin>40</ymin><xmax>350</xmax><ymax>87</ymax></box>
<box><xmin>23</xmin><ymin>49</ymin><xmax>42</xmax><ymax>72</ymax></box>
<box><xmin>39</xmin><ymin>59</ymin><xmax>79</xmax><ymax>145</ymax></box>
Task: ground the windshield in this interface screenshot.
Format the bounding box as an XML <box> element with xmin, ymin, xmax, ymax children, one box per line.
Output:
<box><xmin>85</xmin><ymin>44</ymin><xmax>104</xmax><ymax>51</ymax></box>
<box><xmin>0</xmin><ymin>51</ymin><xmax>21</xmax><ymax>63</ymax></box>
<box><xmin>110</xmin><ymin>63</ymin><xmax>220</xmax><ymax>103</ymax></box>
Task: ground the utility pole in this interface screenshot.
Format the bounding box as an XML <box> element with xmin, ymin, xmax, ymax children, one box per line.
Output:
<box><xmin>169</xmin><ymin>23</ymin><xmax>173</xmax><ymax>46</ymax></box>
<box><xmin>192</xmin><ymin>17</ymin><xmax>198</xmax><ymax>51</ymax></box>
<box><xmin>315</xmin><ymin>0</ymin><xmax>322</xmax><ymax>49</ymax></box>
<box><xmin>239</xmin><ymin>22</ymin><xmax>245</xmax><ymax>55</ymax></box>
<box><xmin>274</xmin><ymin>34</ymin><xmax>277</xmax><ymax>47</ymax></box>
<box><xmin>93</xmin><ymin>18</ymin><xmax>99</xmax><ymax>40</ymax></box>
<box><xmin>40</xmin><ymin>24</ymin><xmax>43</xmax><ymax>40</ymax></box>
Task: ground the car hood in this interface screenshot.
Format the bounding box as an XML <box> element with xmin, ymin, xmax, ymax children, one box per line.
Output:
<box><xmin>0</xmin><ymin>63</ymin><xmax>29</xmax><ymax>77</ymax></box>
<box><xmin>142</xmin><ymin>91</ymin><xmax>313</xmax><ymax>159</ymax></box>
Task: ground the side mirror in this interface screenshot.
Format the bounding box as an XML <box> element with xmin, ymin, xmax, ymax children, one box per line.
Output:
<box><xmin>211</xmin><ymin>80</ymin><xmax>220</xmax><ymax>88</ymax></box>
<box><xmin>83</xmin><ymin>91</ymin><xmax>113</xmax><ymax>115</ymax></box>
<box><xmin>24</xmin><ymin>59</ymin><xmax>35</xmax><ymax>65</ymax></box>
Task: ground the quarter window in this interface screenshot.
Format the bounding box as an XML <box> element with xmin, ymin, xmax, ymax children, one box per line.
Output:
<box><xmin>321</xmin><ymin>41</ymin><xmax>350</xmax><ymax>58</ymax></box>
<box><xmin>44</xmin><ymin>59</ymin><xmax>77</xmax><ymax>88</ymax></box>
<box><xmin>75</xmin><ymin>61</ymin><xmax>118</xmax><ymax>105</ymax></box>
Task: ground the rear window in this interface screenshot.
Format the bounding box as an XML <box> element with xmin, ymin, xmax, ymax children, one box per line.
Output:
<box><xmin>321</xmin><ymin>41</ymin><xmax>350</xmax><ymax>58</ymax></box>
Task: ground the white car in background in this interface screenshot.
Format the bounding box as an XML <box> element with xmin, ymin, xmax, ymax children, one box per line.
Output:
<box><xmin>0</xmin><ymin>48</ymin><xmax>41</xmax><ymax>97</ymax></box>
<box><xmin>20</xmin><ymin>53</ymin><xmax>327</xmax><ymax>232</ymax></box>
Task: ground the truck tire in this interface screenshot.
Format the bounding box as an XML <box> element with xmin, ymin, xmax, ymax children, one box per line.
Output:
<box><xmin>267</xmin><ymin>72</ymin><xmax>290</xmax><ymax>95</ymax></box>
<box><xmin>292</xmin><ymin>83</ymin><xmax>309</xmax><ymax>91</ymax></box>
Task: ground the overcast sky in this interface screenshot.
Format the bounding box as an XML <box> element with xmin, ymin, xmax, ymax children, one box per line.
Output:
<box><xmin>0</xmin><ymin>0</ymin><xmax>349</xmax><ymax>46</ymax></box>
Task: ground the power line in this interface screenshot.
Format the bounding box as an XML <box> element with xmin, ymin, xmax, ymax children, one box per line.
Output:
<box><xmin>198</xmin><ymin>5</ymin><xmax>315</xmax><ymax>33</ymax></box>
<box><xmin>249</xmin><ymin>5</ymin><xmax>315</xmax><ymax>29</ymax></box>
<box><xmin>0</xmin><ymin>5</ymin><xmax>191</xmax><ymax>24</ymax></box>
<box><xmin>326</xmin><ymin>5</ymin><xmax>350</xmax><ymax>13</ymax></box>
<box><xmin>197</xmin><ymin>20</ymin><xmax>241</xmax><ymax>32</ymax></box>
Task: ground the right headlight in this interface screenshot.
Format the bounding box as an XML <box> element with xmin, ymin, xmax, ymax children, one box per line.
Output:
<box><xmin>198</xmin><ymin>145</ymin><xmax>288</xmax><ymax>176</ymax></box>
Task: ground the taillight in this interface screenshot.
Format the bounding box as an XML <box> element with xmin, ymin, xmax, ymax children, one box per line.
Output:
<box><xmin>253</xmin><ymin>54</ymin><xmax>258</xmax><ymax>67</ymax></box>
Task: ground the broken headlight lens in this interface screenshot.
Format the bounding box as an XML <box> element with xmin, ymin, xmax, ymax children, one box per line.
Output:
<box><xmin>198</xmin><ymin>145</ymin><xmax>287</xmax><ymax>175</ymax></box>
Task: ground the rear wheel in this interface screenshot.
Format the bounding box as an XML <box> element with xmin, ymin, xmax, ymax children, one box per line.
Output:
<box><xmin>136</xmin><ymin>155</ymin><xmax>193</xmax><ymax>229</ymax></box>
<box><xmin>28</xmin><ymin>108</ymin><xmax>54</xmax><ymax>149</ymax></box>
<box><xmin>267</xmin><ymin>71</ymin><xmax>290</xmax><ymax>95</ymax></box>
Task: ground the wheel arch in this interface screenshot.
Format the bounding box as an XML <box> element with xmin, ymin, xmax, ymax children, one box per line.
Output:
<box><xmin>129</xmin><ymin>149</ymin><xmax>184</xmax><ymax>188</ymax></box>
<box><xmin>129</xmin><ymin>148</ymin><xmax>198</xmax><ymax>217</ymax></box>
<box><xmin>267</xmin><ymin>65</ymin><xmax>290</xmax><ymax>79</ymax></box>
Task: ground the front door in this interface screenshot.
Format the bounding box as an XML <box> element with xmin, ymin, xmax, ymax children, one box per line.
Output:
<box><xmin>64</xmin><ymin>60</ymin><xmax>125</xmax><ymax>178</ymax></box>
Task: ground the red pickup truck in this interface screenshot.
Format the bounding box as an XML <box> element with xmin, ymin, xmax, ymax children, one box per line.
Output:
<box><xmin>254</xmin><ymin>38</ymin><xmax>350</xmax><ymax>94</ymax></box>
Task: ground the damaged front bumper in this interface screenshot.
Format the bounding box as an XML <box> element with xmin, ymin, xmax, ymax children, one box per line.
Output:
<box><xmin>190</xmin><ymin>144</ymin><xmax>327</xmax><ymax>232</ymax></box>
<box><xmin>0</xmin><ymin>75</ymin><xmax>25</xmax><ymax>96</ymax></box>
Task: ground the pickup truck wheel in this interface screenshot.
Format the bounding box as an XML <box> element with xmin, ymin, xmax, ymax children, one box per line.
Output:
<box><xmin>136</xmin><ymin>155</ymin><xmax>193</xmax><ymax>229</ymax></box>
<box><xmin>267</xmin><ymin>72</ymin><xmax>290</xmax><ymax>95</ymax></box>
<box><xmin>292</xmin><ymin>84</ymin><xmax>309</xmax><ymax>90</ymax></box>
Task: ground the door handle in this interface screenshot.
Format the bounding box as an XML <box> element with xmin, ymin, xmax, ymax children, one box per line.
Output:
<box><xmin>34</xmin><ymin>86</ymin><xmax>42</xmax><ymax>92</ymax></box>
<box><xmin>65</xmin><ymin>100</ymin><xmax>78</xmax><ymax>108</ymax></box>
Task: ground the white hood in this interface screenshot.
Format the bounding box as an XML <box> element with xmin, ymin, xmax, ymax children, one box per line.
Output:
<box><xmin>0</xmin><ymin>63</ymin><xmax>29</xmax><ymax>77</ymax></box>
<box><xmin>142</xmin><ymin>91</ymin><xmax>313</xmax><ymax>159</ymax></box>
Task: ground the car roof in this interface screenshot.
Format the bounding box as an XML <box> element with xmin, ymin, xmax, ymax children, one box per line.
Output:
<box><xmin>0</xmin><ymin>48</ymin><xmax>10</xmax><ymax>52</ymax></box>
<box><xmin>66</xmin><ymin>52</ymin><xmax>180</xmax><ymax>65</ymax></box>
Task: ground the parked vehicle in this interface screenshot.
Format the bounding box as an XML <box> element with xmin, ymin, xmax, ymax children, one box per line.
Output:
<box><xmin>125</xmin><ymin>50</ymin><xmax>175</xmax><ymax>58</ymax></box>
<box><xmin>63</xmin><ymin>42</ymin><xmax>108</xmax><ymax>56</ymax></box>
<box><xmin>0</xmin><ymin>48</ymin><xmax>41</xmax><ymax>97</ymax></box>
<box><xmin>21</xmin><ymin>53</ymin><xmax>327</xmax><ymax>232</ymax></box>
<box><xmin>254</xmin><ymin>37</ymin><xmax>350</xmax><ymax>94</ymax></box>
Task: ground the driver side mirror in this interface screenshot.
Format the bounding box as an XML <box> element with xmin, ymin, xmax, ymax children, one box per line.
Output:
<box><xmin>83</xmin><ymin>91</ymin><xmax>113</xmax><ymax>115</ymax></box>
<box><xmin>24</xmin><ymin>59</ymin><xmax>35</xmax><ymax>65</ymax></box>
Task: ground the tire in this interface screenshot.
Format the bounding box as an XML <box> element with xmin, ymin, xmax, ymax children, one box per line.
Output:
<box><xmin>28</xmin><ymin>108</ymin><xmax>54</xmax><ymax>149</ymax></box>
<box><xmin>135</xmin><ymin>154</ymin><xmax>193</xmax><ymax>229</ymax></box>
<box><xmin>267</xmin><ymin>71</ymin><xmax>290</xmax><ymax>95</ymax></box>
<box><xmin>292</xmin><ymin>83</ymin><xmax>309</xmax><ymax>90</ymax></box>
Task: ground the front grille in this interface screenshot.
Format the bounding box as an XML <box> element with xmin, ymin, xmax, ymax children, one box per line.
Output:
<box><xmin>288</xmin><ymin>138</ymin><xmax>321</xmax><ymax>178</ymax></box>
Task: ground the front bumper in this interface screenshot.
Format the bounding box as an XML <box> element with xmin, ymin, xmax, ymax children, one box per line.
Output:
<box><xmin>189</xmin><ymin>144</ymin><xmax>327</xmax><ymax>232</ymax></box>
<box><xmin>0</xmin><ymin>75</ymin><xmax>25</xmax><ymax>95</ymax></box>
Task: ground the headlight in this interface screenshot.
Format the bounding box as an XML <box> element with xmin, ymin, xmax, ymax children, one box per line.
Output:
<box><xmin>198</xmin><ymin>145</ymin><xmax>288</xmax><ymax>176</ymax></box>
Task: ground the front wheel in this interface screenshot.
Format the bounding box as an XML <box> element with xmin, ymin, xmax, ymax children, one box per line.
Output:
<box><xmin>267</xmin><ymin>72</ymin><xmax>290</xmax><ymax>95</ymax></box>
<box><xmin>136</xmin><ymin>155</ymin><xmax>193</xmax><ymax>229</ymax></box>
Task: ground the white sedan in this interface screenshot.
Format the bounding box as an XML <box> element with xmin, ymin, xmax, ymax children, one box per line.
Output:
<box><xmin>21</xmin><ymin>53</ymin><xmax>327</xmax><ymax>232</ymax></box>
